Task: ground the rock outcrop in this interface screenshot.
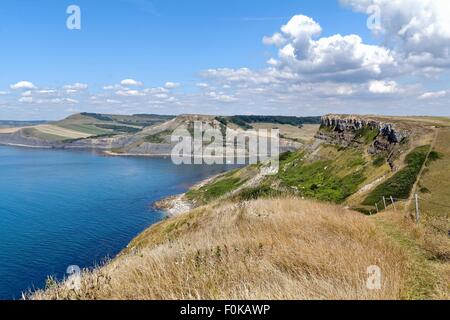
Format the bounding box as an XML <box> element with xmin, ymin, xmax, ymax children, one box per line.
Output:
<box><xmin>316</xmin><ymin>115</ymin><xmax>409</xmax><ymax>170</ymax></box>
<box><xmin>320</xmin><ymin>115</ymin><xmax>407</xmax><ymax>144</ymax></box>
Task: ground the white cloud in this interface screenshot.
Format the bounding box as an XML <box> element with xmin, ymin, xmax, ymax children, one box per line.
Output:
<box><xmin>207</xmin><ymin>91</ymin><xmax>238</xmax><ymax>103</ymax></box>
<box><xmin>38</xmin><ymin>90</ymin><xmax>57</xmax><ymax>94</ymax></box>
<box><xmin>116</xmin><ymin>89</ymin><xmax>145</xmax><ymax>97</ymax></box>
<box><xmin>263</xmin><ymin>15</ymin><xmax>396</xmax><ymax>83</ymax></box>
<box><xmin>18</xmin><ymin>97</ymin><xmax>34</xmax><ymax>103</ymax></box>
<box><xmin>154</xmin><ymin>93</ymin><xmax>169</xmax><ymax>99</ymax></box>
<box><xmin>262</xmin><ymin>32</ymin><xmax>287</xmax><ymax>46</ymax></box>
<box><xmin>106</xmin><ymin>99</ymin><xmax>121</xmax><ymax>104</ymax></box>
<box><xmin>419</xmin><ymin>90</ymin><xmax>447</xmax><ymax>100</ymax></box>
<box><xmin>63</xmin><ymin>83</ymin><xmax>88</xmax><ymax>90</ymax></box>
<box><xmin>341</xmin><ymin>0</ymin><xmax>450</xmax><ymax>71</ymax></box>
<box><xmin>21</xmin><ymin>91</ymin><xmax>33</xmax><ymax>97</ymax></box>
<box><xmin>65</xmin><ymin>98</ymin><xmax>79</xmax><ymax>104</ymax></box>
<box><xmin>281</xmin><ymin>15</ymin><xmax>322</xmax><ymax>40</ymax></box>
<box><xmin>368</xmin><ymin>80</ymin><xmax>399</xmax><ymax>94</ymax></box>
<box><xmin>164</xmin><ymin>82</ymin><xmax>180</xmax><ymax>89</ymax></box>
<box><xmin>120</xmin><ymin>79</ymin><xmax>143</xmax><ymax>87</ymax></box>
<box><xmin>10</xmin><ymin>81</ymin><xmax>36</xmax><ymax>90</ymax></box>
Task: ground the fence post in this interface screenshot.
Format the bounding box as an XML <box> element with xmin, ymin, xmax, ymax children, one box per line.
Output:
<box><xmin>390</xmin><ymin>196</ymin><xmax>396</xmax><ymax>211</ymax></box>
<box><xmin>415</xmin><ymin>194</ymin><xmax>420</xmax><ymax>224</ymax></box>
<box><xmin>383</xmin><ymin>196</ymin><xmax>387</xmax><ymax>210</ymax></box>
<box><xmin>375</xmin><ymin>203</ymin><xmax>379</xmax><ymax>213</ymax></box>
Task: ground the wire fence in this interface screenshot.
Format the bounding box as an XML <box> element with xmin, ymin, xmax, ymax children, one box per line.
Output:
<box><xmin>367</xmin><ymin>194</ymin><xmax>449</xmax><ymax>234</ymax></box>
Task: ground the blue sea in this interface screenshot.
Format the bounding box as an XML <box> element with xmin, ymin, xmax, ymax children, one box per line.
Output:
<box><xmin>0</xmin><ymin>146</ymin><xmax>236</xmax><ymax>299</ymax></box>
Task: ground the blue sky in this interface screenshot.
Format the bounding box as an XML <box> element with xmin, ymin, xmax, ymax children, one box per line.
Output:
<box><xmin>0</xmin><ymin>0</ymin><xmax>369</xmax><ymax>88</ymax></box>
<box><xmin>1</xmin><ymin>0</ymin><xmax>449</xmax><ymax>119</ymax></box>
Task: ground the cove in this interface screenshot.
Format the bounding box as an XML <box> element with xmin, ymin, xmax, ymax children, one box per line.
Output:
<box><xmin>0</xmin><ymin>146</ymin><xmax>237</xmax><ymax>299</ymax></box>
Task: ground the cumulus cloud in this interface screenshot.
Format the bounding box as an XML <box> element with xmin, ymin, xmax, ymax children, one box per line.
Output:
<box><xmin>116</xmin><ymin>89</ymin><xmax>145</xmax><ymax>97</ymax></box>
<box><xmin>418</xmin><ymin>90</ymin><xmax>447</xmax><ymax>100</ymax></box>
<box><xmin>4</xmin><ymin>3</ymin><xmax>450</xmax><ymax>117</ymax></box>
<box><xmin>207</xmin><ymin>91</ymin><xmax>238</xmax><ymax>103</ymax></box>
<box><xmin>63</xmin><ymin>83</ymin><xmax>88</xmax><ymax>91</ymax></box>
<box><xmin>10</xmin><ymin>81</ymin><xmax>36</xmax><ymax>90</ymax></box>
<box><xmin>368</xmin><ymin>80</ymin><xmax>399</xmax><ymax>94</ymax></box>
<box><xmin>120</xmin><ymin>79</ymin><xmax>143</xmax><ymax>87</ymax></box>
<box><xmin>263</xmin><ymin>32</ymin><xmax>287</xmax><ymax>47</ymax></box>
<box><xmin>18</xmin><ymin>97</ymin><xmax>34</xmax><ymax>103</ymax></box>
<box><xmin>263</xmin><ymin>15</ymin><xmax>396</xmax><ymax>83</ymax></box>
<box><xmin>341</xmin><ymin>0</ymin><xmax>450</xmax><ymax>71</ymax></box>
<box><xmin>164</xmin><ymin>82</ymin><xmax>180</xmax><ymax>89</ymax></box>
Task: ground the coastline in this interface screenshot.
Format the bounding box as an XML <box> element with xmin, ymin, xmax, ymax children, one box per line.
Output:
<box><xmin>0</xmin><ymin>142</ymin><xmax>52</xmax><ymax>149</ymax></box>
<box><xmin>153</xmin><ymin>173</ymin><xmax>222</xmax><ymax>217</ymax></box>
<box><xmin>102</xmin><ymin>150</ymin><xmax>172</xmax><ymax>158</ymax></box>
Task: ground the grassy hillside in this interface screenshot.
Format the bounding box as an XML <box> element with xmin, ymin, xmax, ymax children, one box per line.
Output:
<box><xmin>27</xmin><ymin>115</ymin><xmax>450</xmax><ymax>300</ymax></box>
<box><xmin>4</xmin><ymin>113</ymin><xmax>175</xmax><ymax>142</ymax></box>
<box><xmin>32</xmin><ymin>198</ymin><xmax>423</xmax><ymax>300</ymax></box>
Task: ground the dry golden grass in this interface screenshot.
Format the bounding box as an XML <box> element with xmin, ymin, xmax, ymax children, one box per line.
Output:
<box><xmin>34</xmin><ymin>125</ymin><xmax>93</xmax><ymax>139</ymax></box>
<box><xmin>252</xmin><ymin>123</ymin><xmax>320</xmax><ymax>143</ymax></box>
<box><xmin>0</xmin><ymin>127</ymin><xmax>22</xmax><ymax>134</ymax></box>
<box><xmin>32</xmin><ymin>198</ymin><xmax>413</xmax><ymax>300</ymax></box>
<box><xmin>374</xmin><ymin>210</ymin><xmax>449</xmax><ymax>299</ymax></box>
<box><xmin>419</xmin><ymin>128</ymin><xmax>450</xmax><ymax>219</ymax></box>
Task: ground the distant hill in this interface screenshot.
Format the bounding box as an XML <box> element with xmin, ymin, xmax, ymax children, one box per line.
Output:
<box><xmin>0</xmin><ymin>120</ymin><xmax>47</xmax><ymax>128</ymax></box>
<box><xmin>0</xmin><ymin>113</ymin><xmax>321</xmax><ymax>153</ymax></box>
<box><xmin>29</xmin><ymin>114</ymin><xmax>450</xmax><ymax>300</ymax></box>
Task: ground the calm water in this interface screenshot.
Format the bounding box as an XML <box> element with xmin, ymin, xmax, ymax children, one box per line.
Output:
<box><xmin>0</xmin><ymin>146</ymin><xmax>236</xmax><ymax>299</ymax></box>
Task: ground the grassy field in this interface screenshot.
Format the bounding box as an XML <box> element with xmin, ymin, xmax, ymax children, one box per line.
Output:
<box><xmin>418</xmin><ymin>128</ymin><xmax>450</xmax><ymax>222</ymax></box>
<box><xmin>20</xmin><ymin>125</ymin><xmax>93</xmax><ymax>141</ymax></box>
<box><xmin>29</xmin><ymin>115</ymin><xmax>450</xmax><ymax>300</ymax></box>
<box><xmin>374</xmin><ymin>210</ymin><xmax>449</xmax><ymax>299</ymax></box>
<box><xmin>0</xmin><ymin>127</ymin><xmax>21</xmax><ymax>134</ymax></box>
<box><xmin>363</xmin><ymin>146</ymin><xmax>431</xmax><ymax>206</ymax></box>
<box><xmin>278</xmin><ymin>148</ymin><xmax>367</xmax><ymax>203</ymax></box>
<box><xmin>32</xmin><ymin>198</ymin><xmax>418</xmax><ymax>300</ymax></box>
<box><xmin>251</xmin><ymin>123</ymin><xmax>320</xmax><ymax>143</ymax></box>
<box><xmin>186</xmin><ymin>168</ymin><xmax>255</xmax><ymax>205</ymax></box>
<box><xmin>38</xmin><ymin>125</ymin><xmax>94</xmax><ymax>139</ymax></box>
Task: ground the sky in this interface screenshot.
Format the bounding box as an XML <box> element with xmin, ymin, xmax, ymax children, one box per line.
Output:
<box><xmin>0</xmin><ymin>0</ymin><xmax>449</xmax><ymax>120</ymax></box>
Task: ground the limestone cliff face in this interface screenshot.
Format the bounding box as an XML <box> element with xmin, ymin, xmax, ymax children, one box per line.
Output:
<box><xmin>319</xmin><ymin>115</ymin><xmax>407</xmax><ymax>144</ymax></box>
<box><xmin>316</xmin><ymin>115</ymin><xmax>409</xmax><ymax>168</ymax></box>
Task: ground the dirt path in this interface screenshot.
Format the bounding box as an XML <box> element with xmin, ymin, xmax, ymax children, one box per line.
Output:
<box><xmin>405</xmin><ymin>127</ymin><xmax>439</xmax><ymax>214</ymax></box>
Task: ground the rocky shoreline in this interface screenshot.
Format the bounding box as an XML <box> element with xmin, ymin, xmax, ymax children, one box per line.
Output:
<box><xmin>153</xmin><ymin>173</ymin><xmax>223</xmax><ymax>217</ymax></box>
<box><xmin>153</xmin><ymin>194</ymin><xmax>194</xmax><ymax>217</ymax></box>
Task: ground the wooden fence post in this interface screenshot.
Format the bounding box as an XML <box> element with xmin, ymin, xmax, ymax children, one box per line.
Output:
<box><xmin>415</xmin><ymin>194</ymin><xmax>420</xmax><ymax>224</ymax></box>
<box><xmin>390</xmin><ymin>196</ymin><xmax>396</xmax><ymax>211</ymax></box>
<box><xmin>375</xmin><ymin>203</ymin><xmax>379</xmax><ymax>213</ymax></box>
<box><xmin>383</xmin><ymin>196</ymin><xmax>387</xmax><ymax>210</ymax></box>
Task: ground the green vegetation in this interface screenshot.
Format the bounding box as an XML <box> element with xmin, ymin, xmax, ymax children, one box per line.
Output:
<box><xmin>58</xmin><ymin>124</ymin><xmax>110</xmax><ymax>136</ymax></box>
<box><xmin>79</xmin><ymin>113</ymin><xmax>113</xmax><ymax>122</ymax></box>
<box><xmin>278</xmin><ymin>158</ymin><xmax>366</xmax><ymax>203</ymax></box>
<box><xmin>363</xmin><ymin>146</ymin><xmax>431</xmax><ymax>205</ymax></box>
<box><xmin>355</xmin><ymin>127</ymin><xmax>379</xmax><ymax>144</ymax></box>
<box><xmin>78</xmin><ymin>113</ymin><xmax>174</xmax><ymax>127</ymax></box>
<box><xmin>94</xmin><ymin>124</ymin><xmax>141</xmax><ymax>133</ymax></box>
<box><xmin>372</xmin><ymin>155</ymin><xmax>387</xmax><ymax>167</ymax></box>
<box><xmin>233</xmin><ymin>184</ymin><xmax>283</xmax><ymax>201</ymax></box>
<box><xmin>186</xmin><ymin>176</ymin><xmax>247</xmax><ymax>204</ymax></box>
<box><xmin>144</xmin><ymin>130</ymin><xmax>173</xmax><ymax>143</ymax></box>
<box><xmin>21</xmin><ymin>127</ymin><xmax>65</xmax><ymax>141</ymax></box>
<box><xmin>216</xmin><ymin>115</ymin><xmax>321</xmax><ymax>130</ymax></box>
<box><xmin>427</xmin><ymin>151</ymin><xmax>442</xmax><ymax>162</ymax></box>
<box><xmin>275</xmin><ymin>147</ymin><xmax>367</xmax><ymax>203</ymax></box>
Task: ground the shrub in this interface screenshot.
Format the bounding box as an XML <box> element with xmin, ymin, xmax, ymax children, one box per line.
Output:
<box><xmin>363</xmin><ymin>146</ymin><xmax>430</xmax><ymax>205</ymax></box>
